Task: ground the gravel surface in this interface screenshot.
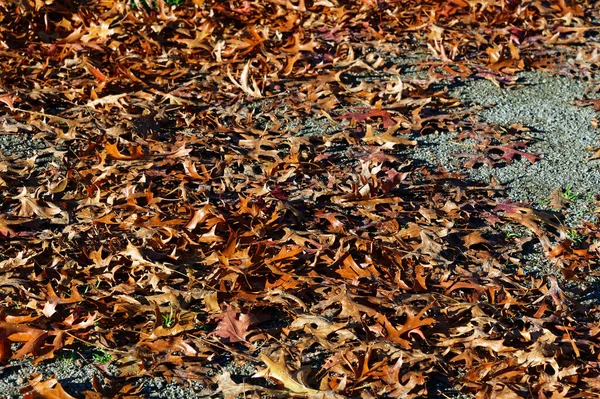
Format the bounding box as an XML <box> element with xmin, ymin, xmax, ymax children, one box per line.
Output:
<box><xmin>2</xmin><ymin>70</ymin><xmax>600</xmax><ymax>397</ymax></box>
<box><xmin>0</xmin><ymin>349</ymin><xmax>210</xmax><ymax>398</ymax></box>
<box><xmin>454</xmin><ymin>72</ymin><xmax>600</xmax><ymax>209</ymax></box>
<box><xmin>412</xmin><ymin>71</ymin><xmax>600</xmax><ymax>312</ymax></box>
<box><xmin>0</xmin><ymin>358</ymin><xmax>98</xmax><ymax>399</ymax></box>
<box><xmin>0</xmin><ymin>118</ymin><xmax>46</xmax><ymax>157</ymax></box>
<box><xmin>412</xmin><ymin>71</ymin><xmax>600</xmax><ymax>226</ymax></box>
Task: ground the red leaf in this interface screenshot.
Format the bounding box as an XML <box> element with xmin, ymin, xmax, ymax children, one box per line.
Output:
<box><xmin>487</xmin><ymin>142</ymin><xmax>540</xmax><ymax>164</ymax></box>
<box><xmin>212</xmin><ymin>305</ymin><xmax>255</xmax><ymax>343</ymax></box>
<box><xmin>336</xmin><ymin>108</ymin><xmax>395</xmax><ymax>128</ymax></box>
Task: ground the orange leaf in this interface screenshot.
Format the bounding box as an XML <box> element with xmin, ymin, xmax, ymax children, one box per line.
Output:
<box><xmin>0</xmin><ymin>93</ymin><xmax>15</xmax><ymax>110</ymax></box>
<box><xmin>26</xmin><ymin>375</ymin><xmax>77</xmax><ymax>399</ymax></box>
<box><xmin>362</xmin><ymin>124</ymin><xmax>416</xmax><ymax>149</ymax></box>
<box><xmin>85</xmin><ymin>62</ymin><xmax>106</xmax><ymax>83</ymax></box>
<box><xmin>375</xmin><ymin>304</ymin><xmax>436</xmax><ymax>349</ymax></box>
<box><xmin>0</xmin><ymin>322</ymin><xmax>49</xmax><ymax>362</ymax></box>
<box><xmin>336</xmin><ymin>254</ymin><xmax>379</xmax><ymax>284</ymax></box>
<box><xmin>104</xmin><ymin>141</ymin><xmax>145</xmax><ymax>160</ymax></box>
<box><xmin>463</xmin><ymin>231</ymin><xmax>488</xmax><ymax>249</ymax></box>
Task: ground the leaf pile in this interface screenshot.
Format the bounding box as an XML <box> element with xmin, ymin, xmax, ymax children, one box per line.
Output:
<box><xmin>1</xmin><ymin>0</ymin><xmax>600</xmax><ymax>398</ymax></box>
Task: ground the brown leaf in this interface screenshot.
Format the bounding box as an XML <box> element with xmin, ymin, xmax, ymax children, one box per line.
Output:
<box><xmin>463</xmin><ymin>231</ymin><xmax>488</xmax><ymax>248</ymax></box>
<box><xmin>573</xmin><ymin>97</ymin><xmax>600</xmax><ymax>111</ymax></box>
<box><xmin>336</xmin><ymin>108</ymin><xmax>396</xmax><ymax>128</ymax></box>
<box><xmin>549</xmin><ymin>188</ymin><xmax>568</xmax><ymax>210</ymax></box>
<box><xmin>589</xmin><ymin>147</ymin><xmax>600</xmax><ymax>160</ymax></box>
<box><xmin>312</xmin><ymin>286</ymin><xmax>378</xmax><ymax>323</ymax></box>
<box><xmin>0</xmin><ymin>322</ymin><xmax>49</xmax><ymax>363</ymax></box>
<box><xmin>375</xmin><ymin>304</ymin><xmax>436</xmax><ymax>349</ymax></box>
<box><xmin>494</xmin><ymin>203</ymin><xmax>562</xmax><ymax>250</ymax></box>
<box><xmin>212</xmin><ymin>305</ymin><xmax>255</xmax><ymax>343</ymax></box>
<box><xmin>335</xmin><ymin>253</ymin><xmax>379</xmax><ymax>284</ymax></box>
<box><xmin>84</xmin><ymin>61</ymin><xmax>106</xmax><ymax>83</ymax></box>
<box><xmin>289</xmin><ymin>315</ymin><xmax>350</xmax><ymax>341</ymax></box>
<box><xmin>175</xmin><ymin>22</ymin><xmax>215</xmax><ymax>49</ymax></box>
<box><xmin>14</xmin><ymin>188</ymin><xmax>68</xmax><ymax>223</ymax></box>
<box><xmin>214</xmin><ymin>370</ymin><xmax>263</xmax><ymax>399</ymax></box>
<box><xmin>515</xmin><ymin>334</ymin><xmax>559</xmax><ymax>374</ymax></box>
<box><xmin>362</xmin><ymin>125</ymin><xmax>416</xmax><ymax>149</ymax></box>
<box><xmin>24</xmin><ymin>375</ymin><xmax>77</xmax><ymax>399</ymax></box>
<box><xmin>0</xmin><ymin>215</ymin><xmax>26</xmax><ymax>238</ymax></box>
<box><xmin>418</xmin><ymin>229</ymin><xmax>445</xmax><ymax>258</ymax></box>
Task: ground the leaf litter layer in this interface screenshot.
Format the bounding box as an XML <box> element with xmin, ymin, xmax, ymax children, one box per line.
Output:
<box><xmin>1</xmin><ymin>0</ymin><xmax>600</xmax><ymax>398</ymax></box>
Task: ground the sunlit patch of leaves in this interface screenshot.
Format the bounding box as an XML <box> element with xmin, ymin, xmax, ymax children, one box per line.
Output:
<box><xmin>0</xmin><ymin>0</ymin><xmax>599</xmax><ymax>398</ymax></box>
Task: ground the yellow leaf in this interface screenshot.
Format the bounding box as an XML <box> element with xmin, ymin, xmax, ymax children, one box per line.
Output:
<box><xmin>253</xmin><ymin>352</ymin><xmax>320</xmax><ymax>395</ymax></box>
<box><xmin>362</xmin><ymin>124</ymin><xmax>415</xmax><ymax>149</ymax></box>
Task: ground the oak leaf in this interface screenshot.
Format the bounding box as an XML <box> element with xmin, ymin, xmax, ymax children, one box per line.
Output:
<box><xmin>463</xmin><ymin>231</ymin><xmax>488</xmax><ymax>248</ymax></box>
<box><xmin>486</xmin><ymin>142</ymin><xmax>540</xmax><ymax>164</ymax></box>
<box><xmin>253</xmin><ymin>352</ymin><xmax>321</xmax><ymax>395</ymax></box>
<box><xmin>337</xmin><ymin>108</ymin><xmax>395</xmax><ymax>128</ymax></box>
<box><xmin>212</xmin><ymin>305</ymin><xmax>254</xmax><ymax>343</ymax></box>
<box><xmin>24</xmin><ymin>375</ymin><xmax>77</xmax><ymax>399</ymax></box>
<box><xmin>375</xmin><ymin>304</ymin><xmax>435</xmax><ymax>349</ymax></box>
<box><xmin>362</xmin><ymin>125</ymin><xmax>416</xmax><ymax>149</ymax></box>
<box><xmin>549</xmin><ymin>188</ymin><xmax>568</xmax><ymax>210</ymax></box>
<box><xmin>104</xmin><ymin>141</ymin><xmax>145</xmax><ymax>160</ymax></box>
<box><xmin>214</xmin><ymin>370</ymin><xmax>263</xmax><ymax>399</ymax></box>
<box><xmin>0</xmin><ymin>322</ymin><xmax>49</xmax><ymax>363</ymax></box>
<box><xmin>0</xmin><ymin>93</ymin><xmax>15</xmax><ymax>110</ymax></box>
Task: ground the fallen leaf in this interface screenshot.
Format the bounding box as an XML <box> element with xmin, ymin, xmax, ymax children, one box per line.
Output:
<box><xmin>212</xmin><ymin>305</ymin><xmax>255</xmax><ymax>343</ymax></box>
<box><xmin>24</xmin><ymin>374</ymin><xmax>77</xmax><ymax>399</ymax></box>
<box><xmin>549</xmin><ymin>188</ymin><xmax>568</xmax><ymax>210</ymax></box>
<box><xmin>253</xmin><ymin>352</ymin><xmax>321</xmax><ymax>395</ymax></box>
<box><xmin>214</xmin><ymin>370</ymin><xmax>263</xmax><ymax>399</ymax></box>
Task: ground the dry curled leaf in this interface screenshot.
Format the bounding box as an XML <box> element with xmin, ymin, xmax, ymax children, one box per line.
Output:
<box><xmin>212</xmin><ymin>305</ymin><xmax>255</xmax><ymax>343</ymax></box>
<box><xmin>253</xmin><ymin>352</ymin><xmax>321</xmax><ymax>395</ymax></box>
<box><xmin>22</xmin><ymin>375</ymin><xmax>77</xmax><ymax>399</ymax></box>
<box><xmin>1</xmin><ymin>0</ymin><xmax>600</xmax><ymax>397</ymax></box>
